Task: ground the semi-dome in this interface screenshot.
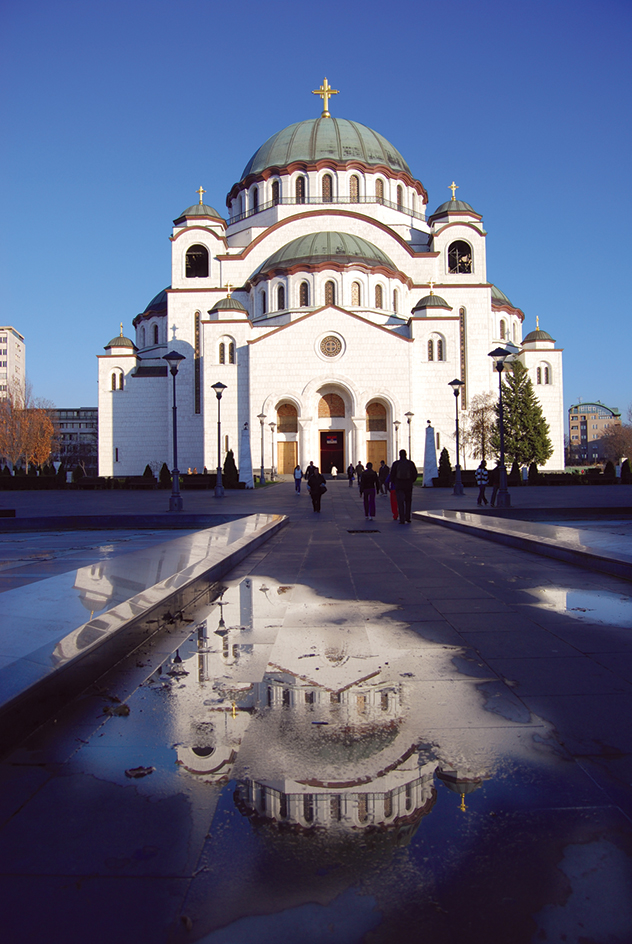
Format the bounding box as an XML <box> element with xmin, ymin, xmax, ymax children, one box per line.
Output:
<box><xmin>491</xmin><ymin>284</ymin><xmax>515</xmax><ymax>308</ymax></box>
<box><xmin>412</xmin><ymin>293</ymin><xmax>452</xmax><ymax>312</ymax></box>
<box><xmin>174</xmin><ymin>203</ymin><xmax>223</xmax><ymax>224</ymax></box>
<box><xmin>208</xmin><ymin>297</ymin><xmax>247</xmax><ymax>314</ymax></box>
<box><xmin>142</xmin><ymin>288</ymin><xmax>169</xmax><ymax>315</ymax></box>
<box><xmin>257</xmin><ymin>232</ymin><xmax>398</xmax><ymax>277</ymax></box>
<box><xmin>241</xmin><ymin>117</ymin><xmax>411</xmax><ymax>179</ymax></box>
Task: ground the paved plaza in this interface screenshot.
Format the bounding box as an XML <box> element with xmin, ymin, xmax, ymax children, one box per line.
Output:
<box><xmin>0</xmin><ymin>481</ymin><xmax>631</xmax><ymax>943</ymax></box>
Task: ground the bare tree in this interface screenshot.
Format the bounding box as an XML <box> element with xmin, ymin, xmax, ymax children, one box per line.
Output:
<box><xmin>461</xmin><ymin>392</ymin><xmax>497</xmax><ymax>462</ymax></box>
<box><xmin>0</xmin><ymin>379</ymin><xmax>57</xmax><ymax>470</ymax></box>
<box><xmin>601</xmin><ymin>424</ymin><xmax>632</xmax><ymax>463</ymax></box>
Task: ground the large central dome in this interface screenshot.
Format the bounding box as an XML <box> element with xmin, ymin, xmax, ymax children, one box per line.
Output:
<box><xmin>241</xmin><ymin>117</ymin><xmax>411</xmax><ymax>180</ymax></box>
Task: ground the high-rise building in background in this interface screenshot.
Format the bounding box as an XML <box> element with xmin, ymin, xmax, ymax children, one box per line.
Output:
<box><xmin>52</xmin><ymin>408</ymin><xmax>99</xmax><ymax>476</ymax></box>
<box><xmin>0</xmin><ymin>327</ymin><xmax>26</xmax><ymax>399</ymax></box>
<box><xmin>568</xmin><ymin>401</ymin><xmax>621</xmax><ymax>463</ymax></box>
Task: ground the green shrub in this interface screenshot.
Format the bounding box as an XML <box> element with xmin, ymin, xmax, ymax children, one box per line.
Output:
<box><xmin>72</xmin><ymin>465</ymin><xmax>85</xmax><ymax>483</ymax></box>
<box><xmin>223</xmin><ymin>449</ymin><xmax>239</xmax><ymax>488</ymax></box>
<box><xmin>622</xmin><ymin>458</ymin><xmax>631</xmax><ymax>477</ymax></box>
<box><xmin>438</xmin><ymin>447</ymin><xmax>452</xmax><ymax>482</ymax></box>
<box><xmin>508</xmin><ymin>461</ymin><xmax>521</xmax><ymax>486</ymax></box>
<box><xmin>604</xmin><ymin>460</ymin><xmax>615</xmax><ymax>476</ymax></box>
<box><xmin>528</xmin><ymin>462</ymin><xmax>539</xmax><ymax>483</ymax></box>
<box><xmin>143</xmin><ymin>464</ymin><xmax>154</xmax><ymax>478</ymax></box>
<box><xmin>159</xmin><ymin>462</ymin><xmax>171</xmax><ymax>488</ymax></box>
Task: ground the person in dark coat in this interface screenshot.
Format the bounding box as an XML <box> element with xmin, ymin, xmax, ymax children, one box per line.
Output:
<box><xmin>355</xmin><ymin>462</ymin><xmax>364</xmax><ymax>491</ymax></box>
<box><xmin>307</xmin><ymin>467</ymin><xmax>326</xmax><ymax>512</ymax></box>
<box><xmin>359</xmin><ymin>462</ymin><xmax>379</xmax><ymax>520</ymax></box>
<box><xmin>390</xmin><ymin>449</ymin><xmax>418</xmax><ymax>524</ymax></box>
<box><xmin>377</xmin><ymin>459</ymin><xmax>390</xmax><ymax>494</ymax></box>
<box><xmin>489</xmin><ymin>461</ymin><xmax>502</xmax><ymax>507</ymax></box>
<box><xmin>305</xmin><ymin>460</ymin><xmax>316</xmax><ymax>480</ymax></box>
<box><xmin>347</xmin><ymin>463</ymin><xmax>355</xmax><ymax>487</ymax></box>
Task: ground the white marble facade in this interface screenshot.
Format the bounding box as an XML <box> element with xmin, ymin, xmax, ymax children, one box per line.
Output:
<box><xmin>98</xmin><ymin>95</ymin><xmax>564</xmax><ymax>477</ymax></box>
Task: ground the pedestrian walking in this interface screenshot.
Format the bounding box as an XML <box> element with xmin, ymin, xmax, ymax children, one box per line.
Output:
<box><xmin>385</xmin><ymin>473</ymin><xmax>399</xmax><ymax>520</ymax></box>
<box><xmin>307</xmin><ymin>467</ymin><xmax>327</xmax><ymax>512</ymax></box>
<box><xmin>359</xmin><ymin>462</ymin><xmax>379</xmax><ymax>520</ymax></box>
<box><xmin>378</xmin><ymin>459</ymin><xmax>389</xmax><ymax>495</ymax></box>
<box><xmin>305</xmin><ymin>460</ymin><xmax>316</xmax><ymax>480</ymax></box>
<box><xmin>331</xmin><ymin>465</ymin><xmax>338</xmax><ymax>479</ymax></box>
<box><xmin>355</xmin><ymin>462</ymin><xmax>364</xmax><ymax>491</ymax></box>
<box><xmin>475</xmin><ymin>460</ymin><xmax>489</xmax><ymax>505</ymax></box>
<box><xmin>293</xmin><ymin>464</ymin><xmax>303</xmax><ymax>494</ymax></box>
<box><xmin>390</xmin><ymin>449</ymin><xmax>418</xmax><ymax>524</ymax></box>
<box><xmin>347</xmin><ymin>463</ymin><xmax>355</xmax><ymax>487</ymax></box>
<box><xmin>489</xmin><ymin>460</ymin><xmax>502</xmax><ymax>507</ymax></box>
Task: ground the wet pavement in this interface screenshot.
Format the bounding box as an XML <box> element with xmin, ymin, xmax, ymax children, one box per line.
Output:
<box><xmin>0</xmin><ymin>482</ymin><xmax>632</xmax><ymax>943</ymax></box>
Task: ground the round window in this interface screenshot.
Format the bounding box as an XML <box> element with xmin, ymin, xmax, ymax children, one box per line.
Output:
<box><xmin>320</xmin><ymin>335</ymin><xmax>342</xmax><ymax>357</ymax></box>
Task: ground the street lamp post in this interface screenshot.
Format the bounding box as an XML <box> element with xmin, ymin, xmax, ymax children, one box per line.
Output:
<box><xmin>269</xmin><ymin>422</ymin><xmax>276</xmax><ymax>480</ymax></box>
<box><xmin>257</xmin><ymin>413</ymin><xmax>266</xmax><ymax>485</ymax></box>
<box><xmin>448</xmin><ymin>379</ymin><xmax>465</xmax><ymax>496</ymax></box>
<box><xmin>212</xmin><ymin>382</ymin><xmax>227</xmax><ymax>498</ymax></box>
<box><xmin>488</xmin><ymin>347</ymin><xmax>515</xmax><ymax>508</ymax></box>
<box><xmin>405</xmin><ymin>412</ymin><xmax>414</xmax><ymax>457</ymax></box>
<box><xmin>394</xmin><ymin>420</ymin><xmax>401</xmax><ymax>457</ymax></box>
<box><xmin>163</xmin><ymin>350</ymin><xmax>186</xmax><ymax>512</ymax></box>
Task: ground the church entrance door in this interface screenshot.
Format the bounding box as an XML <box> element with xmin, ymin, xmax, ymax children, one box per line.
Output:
<box><xmin>367</xmin><ymin>441</ymin><xmax>387</xmax><ymax>467</ymax></box>
<box><xmin>278</xmin><ymin>441</ymin><xmax>298</xmax><ymax>474</ymax></box>
<box><xmin>320</xmin><ymin>431</ymin><xmax>344</xmax><ymax>474</ymax></box>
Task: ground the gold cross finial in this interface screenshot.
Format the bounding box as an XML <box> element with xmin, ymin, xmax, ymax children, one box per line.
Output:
<box><xmin>196</xmin><ymin>186</ymin><xmax>206</xmax><ymax>205</ymax></box>
<box><xmin>225</xmin><ymin>282</ymin><xmax>232</xmax><ymax>298</ymax></box>
<box><xmin>449</xmin><ymin>181</ymin><xmax>459</xmax><ymax>201</ymax></box>
<box><xmin>312</xmin><ymin>77</ymin><xmax>339</xmax><ymax>118</ymax></box>
<box><xmin>536</xmin><ymin>315</ymin><xmax>540</xmax><ymax>330</ymax></box>
<box><xmin>428</xmin><ymin>278</ymin><xmax>435</xmax><ymax>295</ymax></box>
<box><xmin>120</xmin><ymin>322</ymin><xmax>124</xmax><ymax>337</ymax></box>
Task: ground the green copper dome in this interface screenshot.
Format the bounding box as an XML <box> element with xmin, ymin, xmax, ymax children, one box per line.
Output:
<box><xmin>241</xmin><ymin>117</ymin><xmax>411</xmax><ymax>179</ymax></box>
<box><xmin>412</xmin><ymin>294</ymin><xmax>452</xmax><ymax>312</ymax></box>
<box><xmin>258</xmin><ymin>232</ymin><xmax>398</xmax><ymax>276</ymax></box>
<box><xmin>491</xmin><ymin>284</ymin><xmax>515</xmax><ymax>308</ymax></box>
<box><xmin>430</xmin><ymin>199</ymin><xmax>478</xmax><ymax>218</ymax></box>
<box><xmin>105</xmin><ymin>333</ymin><xmax>135</xmax><ymax>350</ymax></box>
<box><xmin>522</xmin><ymin>328</ymin><xmax>554</xmax><ymax>343</ymax></box>
<box><xmin>174</xmin><ymin>203</ymin><xmax>223</xmax><ymax>224</ymax></box>
<box><xmin>209</xmin><ymin>297</ymin><xmax>247</xmax><ymax>313</ymax></box>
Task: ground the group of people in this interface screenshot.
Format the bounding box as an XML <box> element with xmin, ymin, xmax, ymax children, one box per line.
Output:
<box><xmin>475</xmin><ymin>459</ymin><xmax>503</xmax><ymax>507</ymax></box>
<box><xmin>293</xmin><ymin>452</ymin><xmax>417</xmax><ymax>523</ymax></box>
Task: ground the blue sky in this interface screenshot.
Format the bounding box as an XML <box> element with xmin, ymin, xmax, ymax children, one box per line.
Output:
<box><xmin>1</xmin><ymin>0</ymin><xmax>630</xmax><ymax>417</ymax></box>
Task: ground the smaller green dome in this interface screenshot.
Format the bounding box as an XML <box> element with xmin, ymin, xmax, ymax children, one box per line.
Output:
<box><xmin>209</xmin><ymin>297</ymin><xmax>247</xmax><ymax>313</ymax></box>
<box><xmin>412</xmin><ymin>293</ymin><xmax>452</xmax><ymax>312</ymax></box>
<box><xmin>105</xmin><ymin>333</ymin><xmax>135</xmax><ymax>351</ymax></box>
<box><xmin>174</xmin><ymin>203</ymin><xmax>223</xmax><ymax>224</ymax></box>
<box><xmin>491</xmin><ymin>284</ymin><xmax>515</xmax><ymax>308</ymax></box>
<box><xmin>258</xmin><ymin>232</ymin><xmax>397</xmax><ymax>277</ymax></box>
<box><xmin>142</xmin><ymin>288</ymin><xmax>169</xmax><ymax>315</ymax></box>
<box><xmin>430</xmin><ymin>199</ymin><xmax>478</xmax><ymax>218</ymax></box>
<box><xmin>523</xmin><ymin>328</ymin><xmax>554</xmax><ymax>343</ymax></box>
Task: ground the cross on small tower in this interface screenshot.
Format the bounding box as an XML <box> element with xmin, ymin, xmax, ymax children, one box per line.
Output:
<box><xmin>536</xmin><ymin>315</ymin><xmax>540</xmax><ymax>330</ymax></box>
<box><xmin>196</xmin><ymin>186</ymin><xmax>206</xmax><ymax>205</ymax></box>
<box><xmin>312</xmin><ymin>77</ymin><xmax>339</xmax><ymax>118</ymax></box>
<box><xmin>120</xmin><ymin>322</ymin><xmax>124</xmax><ymax>337</ymax></box>
<box><xmin>225</xmin><ymin>283</ymin><xmax>233</xmax><ymax>298</ymax></box>
<box><xmin>449</xmin><ymin>181</ymin><xmax>459</xmax><ymax>201</ymax></box>
<box><xmin>428</xmin><ymin>278</ymin><xmax>435</xmax><ymax>295</ymax></box>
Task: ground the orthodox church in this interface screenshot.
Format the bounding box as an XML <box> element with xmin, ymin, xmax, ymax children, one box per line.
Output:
<box><xmin>98</xmin><ymin>79</ymin><xmax>564</xmax><ymax>478</ymax></box>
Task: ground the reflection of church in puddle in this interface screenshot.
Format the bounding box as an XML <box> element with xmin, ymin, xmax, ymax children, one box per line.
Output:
<box><xmin>168</xmin><ymin>577</ymin><xmax>497</xmax><ymax>842</ymax></box>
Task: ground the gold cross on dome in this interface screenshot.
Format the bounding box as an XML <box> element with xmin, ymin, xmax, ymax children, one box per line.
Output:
<box><xmin>428</xmin><ymin>279</ymin><xmax>435</xmax><ymax>295</ymax></box>
<box><xmin>196</xmin><ymin>186</ymin><xmax>206</xmax><ymax>205</ymax></box>
<box><xmin>312</xmin><ymin>77</ymin><xmax>339</xmax><ymax>118</ymax></box>
<box><xmin>120</xmin><ymin>322</ymin><xmax>124</xmax><ymax>337</ymax></box>
<box><xmin>225</xmin><ymin>283</ymin><xmax>233</xmax><ymax>298</ymax></box>
<box><xmin>449</xmin><ymin>181</ymin><xmax>459</xmax><ymax>200</ymax></box>
<box><xmin>536</xmin><ymin>315</ymin><xmax>540</xmax><ymax>330</ymax></box>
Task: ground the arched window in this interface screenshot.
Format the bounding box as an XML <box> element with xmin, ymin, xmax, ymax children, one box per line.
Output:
<box><xmin>139</xmin><ymin>326</ymin><xmax>145</xmax><ymax>347</ymax></box>
<box><xmin>271</xmin><ymin>179</ymin><xmax>280</xmax><ymax>204</ymax></box>
<box><xmin>397</xmin><ymin>185</ymin><xmax>404</xmax><ymax>210</ymax></box>
<box><xmin>185</xmin><ymin>244</ymin><xmax>209</xmax><ymax>278</ymax></box>
<box><xmin>277</xmin><ymin>284</ymin><xmax>285</xmax><ymax>310</ymax></box>
<box><xmin>351</xmin><ymin>281</ymin><xmax>361</xmax><ymax>306</ymax></box>
<box><xmin>111</xmin><ymin>371</ymin><xmax>123</xmax><ymax>391</ymax></box>
<box><xmin>448</xmin><ymin>240</ymin><xmax>472</xmax><ymax>274</ymax></box>
<box><xmin>295</xmin><ymin>176</ymin><xmax>306</xmax><ymax>204</ymax></box>
<box><xmin>325</xmin><ymin>280</ymin><xmax>336</xmax><ymax>306</ymax></box>
<box><xmin>322</xmin><ymin>174</ymin><xmax>333</xmax><ymax>203</ymax></box>
<box><xmin>277</xmin><ymin>402</ymin><xmax>298</xmax><ymax>432</ymax></box>
<box><xmin>393</xmin><ymin>289</ymin><xmax>398</xmax><ymax>312</ymax></box>
<box><xmin>513</xmin><ymin>323</ymin><xmax>517</xmax><ymax>342</ymax></box>
<box><xmin>500</xmin><ymin>320</ymin><xmax>506</xmax><ymax>340</ymax></box>
<box><xmin>261</xmin><ymin>290</ymin><xmax>267</xmax><ymax>315</ymax></box>
<box><xmin>545</xmin><ymin>366</ymin><xmax>550</xmax><ymax>384</ymax></box>
<box><xmin>219</xmin><ymin>342</ymin><xmax>225</xmax><ymax>364</ymax></box>
<box><xmin>229</xmin><ymin>342</ymin><xmax>235</xmax><ymax>364</ymax></box>
<box><xmin>411</xmin><ymin>193</ymin><xmax>416</xmax><ymax>214</ymax></box>
<box><xmin>428</xmin><ymin>340</ymin><xmax>434</xmax><ymax>361</ymax></box>
<box><xmin>111</xmin><ymin>373</ymin><xmax>117</xmax><ymax>391</ymax></box>
<box><xmin>252</xmin><ymin>187</ymin><xmax>259</xmax><ymax>213</ymax></box>
<box><xmin>319</xmin><ymin>393</ymin><xmax>345</xmax><ymax>417</ymax></box>
<box><xmin>153</xmin><ymin>324</ymin><xmax>159</xmax><ymax>345</ymax></box>
<box><xmin>536</xmin><ymin>367</ymin><xmax>542</xmax><ymax>385</ymax></box>
<box><xmin>299</xmin><ymin>281</ymin><xmax>309</xmax><ymax>307</ymax></box>
<box><xmin>366</xmin><ymin>402</ymin><xmax>387</xmax><ymax>431</ymax></box>
<box><xmin>350</xmin><ymin>175</ymin><xmax>359</xmax><ymax>202</ymax></box>
<box><xmin>437</xmin><ymin>338</ymin><xmax>445</xmax><ymax>361</ymax></box>
<box><xmin>375</xmin><ymin>178</ymin><xmax>384</xmax><ymax>202</ymax></box>
<box><xmin>384</xmin><ymin>793</ymin><xmax>393</xmax><ymax>818</ymax></box>
<box><xmin>375</xmin><ymin>284</ymin><xmax>383</xmax><ymax>309</ymax></box>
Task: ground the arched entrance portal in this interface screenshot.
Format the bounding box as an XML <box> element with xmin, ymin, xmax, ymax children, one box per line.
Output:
<box><xmin>318</xmin><ymin>391</ymin><xmax>347</xmax><ymax>473</ymax></box>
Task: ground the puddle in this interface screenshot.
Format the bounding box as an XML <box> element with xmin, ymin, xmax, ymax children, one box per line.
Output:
<box><xmin>6</xmin><ymin>575</ymin><xmax>631</xmax><ymax>942</ymax></box>
<box><xmin>528</xmin><ymin>586</ymin><xmax>632</xmax><ymax>626</ymax></box>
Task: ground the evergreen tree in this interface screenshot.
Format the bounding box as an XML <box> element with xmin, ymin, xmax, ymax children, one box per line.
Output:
<box><xmin>438</xmin><ymin>447</ymin><xmax>452</xmax><ymax>483</ymax></box>
<box><xmin>492</xmin><ymin>361</ymin><xmax>552</xmax><ymax>467</ymax></box>
<box><xmin>159</xmin><ymin>462</ymin><xmax>171</xmax><ymax>488</ymax></box>
<box><xmin>222</xmin><ymin>449</ymin><xmax>239</xmax><ymax>488</ymax></box>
